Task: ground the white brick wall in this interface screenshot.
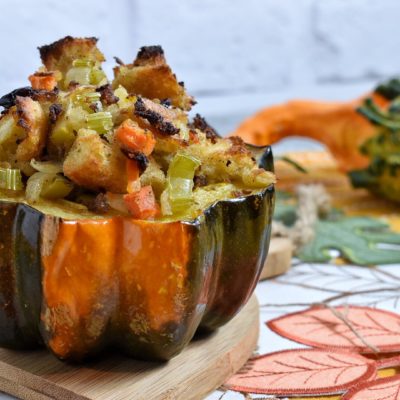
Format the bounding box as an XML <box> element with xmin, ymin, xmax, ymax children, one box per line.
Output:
<box><xmin>314</xmin><ymin>0</ymin><xmax>400</xmax><ymax>81</ymax></box>
<box><xmin>0</xmin><ymin>0</ymin><xmax>134</xmax><ymax>92</ymax></box>
<box><xmin>1</xmin><ymin>0</ymin><xmax>400</xmax><ymax>134</ymax></box>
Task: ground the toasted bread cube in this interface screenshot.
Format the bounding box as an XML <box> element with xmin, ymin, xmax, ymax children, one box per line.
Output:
<box><xmin>112</xmin><ymin>46</ymin><xmax>194</xmax><ymax>111</ymax></box>
<box><xmin>39</xmin><ymin>36</ymin><xmax>105</xmax><ymax>76</ymax></box>
<box><xmin>63</xmin><ymin>129</ymin><xmax>126</xmax><ymax>193</ymax></box>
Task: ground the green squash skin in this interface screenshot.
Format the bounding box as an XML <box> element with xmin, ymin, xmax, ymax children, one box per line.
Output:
<box><xmin>199</xmin><ymin>145</ymin><xmax>275</xmax><ymax>330</ymax></box>
<box><xmin>0</xmin><ymin>147</ymin><xmax>275</xmax><ymax>361</ymax></box>
<box><xmin>0</xmin><ymin>204</ymin><xmax>43</xmax><ymax>348</ymax></box>
<box><xmin>198</xmin><ymin>186</ymin><xmax>274</xmax><ymax>330</ymax></box>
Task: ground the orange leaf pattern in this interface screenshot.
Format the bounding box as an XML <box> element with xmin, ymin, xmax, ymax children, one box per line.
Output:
<box><xmin>376</xmin><ymin>355</ymin><xmax>400</xmax><ymax>370</ymax></box>
<box><xmin>343</xmin><ymin>376</ymin><xmax>400</xmax><ymax>400</ymax></box>
<box><xmin>224</xmin><ymin>349</ymin><xmax>376</xmax><ymax>396</ymax></box>
<box><xmin>267</xmin><ymin>306</ymin><xmax>400</xmax><ymax>353</ymax></box>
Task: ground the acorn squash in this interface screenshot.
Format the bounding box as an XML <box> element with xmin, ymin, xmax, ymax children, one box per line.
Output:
<box><xmin>0</xmin><ymin>146</ymin><xmax>274</xmax><ymax>361</ymax></box>
<box><xmin>0</xmin><ymin>37</ymin><xmax>275</xmax><ymax>361</ymax></box>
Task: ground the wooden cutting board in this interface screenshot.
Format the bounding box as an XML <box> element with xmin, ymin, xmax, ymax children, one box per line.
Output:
<box><xmin>0</xmin><ymin>296</ymin><xmax>259</xmax><ymax>400</ymax></box>
<box><xmin>260</xmin><ymin>237</ymin><xmax>293</xmax><ymax>280</ymax></box>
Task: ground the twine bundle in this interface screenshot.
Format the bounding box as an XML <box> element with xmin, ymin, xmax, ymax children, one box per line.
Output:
<box><xmin>272</xmin><ymin>184</ymin><xmax>331</xmax><ymax>253</ymax></box>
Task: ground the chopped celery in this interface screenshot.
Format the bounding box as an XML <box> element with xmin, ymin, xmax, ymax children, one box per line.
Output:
<box><xmin>179</xmin><ymin>127</ymin><xmax>190</xmax><ymax>142</ymax></box>
<box><xmin>168</xmin><ymin>177</ymin><xmax>194</xmax><ymax>196</ymax></box>
<box><xmin>50</xmin><ymin>104</ymin><xmax>88</xmax><ymax>150</ymax></box>
<box><xmin>69</xmin><ymin>60</ymin><xmax>106</xmax><ymax>86</ymax></box>
<box><xmin>75</xmin><ymin>91</ymin><xmax>101</xmax><ymax>104</ymax></box>
<box><xmin>74</xmin><ymin>91</ymin><xmax>102</xmax><ymax>113</ymax></box>
<box><xmin>64</xmin><ymin>67</ymin><xmax>91</xmax><ymax>87</ymax></box>
<box><xmin>0</xmin><ymin>117</ymin><xmax>17</xmax><ymax>145</ymax></box>
<box><xmin>160</xmin><ymin>189</ymin><xmax>172</xmax><ymax>215</ymax></box>
<box><xmin>114</xmin><ymin>85</ymin><xmax>131</xmax><ymax>108</ymax></box>
<box><xmin>26</xmin><ymin>172</ymin><xmax>72</xmax><ymax>202</ymax></box>
<box><xmin>0</xmin><ymin>167</ymin><xmax>23</xmax><ymax>191</ymax></box>
<box><xmin>168</xmin><ymin>153</ymin><xmax>201</xmax><ymax>180</ymax></box>
<box><xmin>175</xmin><ymin>121</ymin><xmax>190</xmax><ymax>141</ymax></box>
<box><xmin>163</xmin><ymin>153</ymin><xmax>201</xmax><ymax>215</ymax></box>
<box><xmin>90</xmin><ymin>68</ymin><xmax>107</xmax><ymax>85</ymax></box>
<box><xmin>168</xmin><ymin>177</ymin><xmax>194</xmax><ymax>214</ymax></box>
<box><xmin>86</xmin><ymin>112</ymin><xmax>113</xmax><ymax>134</ymax></box>
<box><xmin>41</xmin><ymin>176</ymin><xmax>73</xmax><ymax>199</ymax></box>
<box><xmin>26</xmin><ymin>172</ymin><xmax>54</xmax><ymax>202</ymax></box>
<box><xmin>50</xmin><ymin>125</ymin><xmax>76</xmax><ymax>149</ymax></box>
<box><xmin>0</xmin><ymin>115</ymin><xmax>26</xmax><ymax>159</ymax></box>
<box><xmin>114</xmin><ymin>86</ymin><xmax>128</xmax><ymax>102</ymax></box>
<box><xmin>30</xmin><ymin>159</ymin><xmax>63</xmax><ymax>174</ymax></box>
<box><xmin>72</xmin><ymin>59</ymin><xmax>95</xmax><ymax>68</ymax></box>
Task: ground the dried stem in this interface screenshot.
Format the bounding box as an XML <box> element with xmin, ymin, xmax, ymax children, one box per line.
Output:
<box><xmin>217</xmin><ymin>391</ymin><xmax>227</xmax><ymax>400</ymax></box>
<box><xmin>261</xmin><ymin>287</ymin><xmax>400</xmax><ymax>310</ymax></box>
<box><xmin>323</xmin><ymin>287</ymin><xmax>400</xmax><ymax>303</ymax></box>
<box><xmin>322</xmin><ymin>304</ymin><xmax>380</xmax><ymax>353</ymax></box>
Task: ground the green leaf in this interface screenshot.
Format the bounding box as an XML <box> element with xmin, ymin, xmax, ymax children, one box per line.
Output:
<box><xmin>273</xmin><ymin>191</ymin><xmax>297</xmax><ymax>226</ymax></box>
<box><xmin>298</xmin><ymin>216</ymin><xmax>400</xmax><ymax>266</ymax></box>
<box><xmin>274</xmin><ymin>202</ymin><xmax>297</xmax><ymax>226</ymax></box>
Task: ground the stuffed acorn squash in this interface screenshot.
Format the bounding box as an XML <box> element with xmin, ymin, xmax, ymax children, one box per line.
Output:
<box><xmin>0</xmin><ymin>37</ymin><xmax>275</xmax><ymax>361</ymax></box>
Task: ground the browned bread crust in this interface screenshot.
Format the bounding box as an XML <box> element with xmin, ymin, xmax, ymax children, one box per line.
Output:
<box><xmin>113</xmin><ymin>46</ymin><xmax>195</xmax><ymax>111</ymax></box>
<box><xmin>39</xmin><ymin>36</ymin><xmax>105</xmax><ymax>74</ymax></box>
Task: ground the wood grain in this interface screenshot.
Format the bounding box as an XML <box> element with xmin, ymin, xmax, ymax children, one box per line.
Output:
<box><xmin>0</xmin><ymin>296</ymin><xmax>259</xmax><ymax>400</ymax></box>
<box><xmin>260</xmin><ymin>237</ymin><xmax>293</xmax><ymax>280</ymax></box>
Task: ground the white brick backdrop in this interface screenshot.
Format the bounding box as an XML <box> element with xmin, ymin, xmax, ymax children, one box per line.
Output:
<box><xmin>1</xmin><ymin>0</ymin><xmax>400</xmax><ymax>137</ymax></box>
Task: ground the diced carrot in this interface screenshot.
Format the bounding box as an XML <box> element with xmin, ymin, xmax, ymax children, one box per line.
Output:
<box><xmin>116</xmin><ymin>119</ymin><xmax>156</xmax><ymax>156</ymax></box>
<box><xmin>29</xmin><ymin>74</ymin><xmax>57</xmax><ymax>91</ymax></box>
<box><xmin>189</xmin><ymin>131</ymin><xmax>200</xmax><ymax>144</ymax></box>
<box><xmin>126</xmin><ymin>160</ymin><xmax>141</xmax><ymax>194</ymax></box>
<box><xmin>124</xmin><ymin>186</ymin><xmax>159</xmax><ymax>219</ymax></box>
